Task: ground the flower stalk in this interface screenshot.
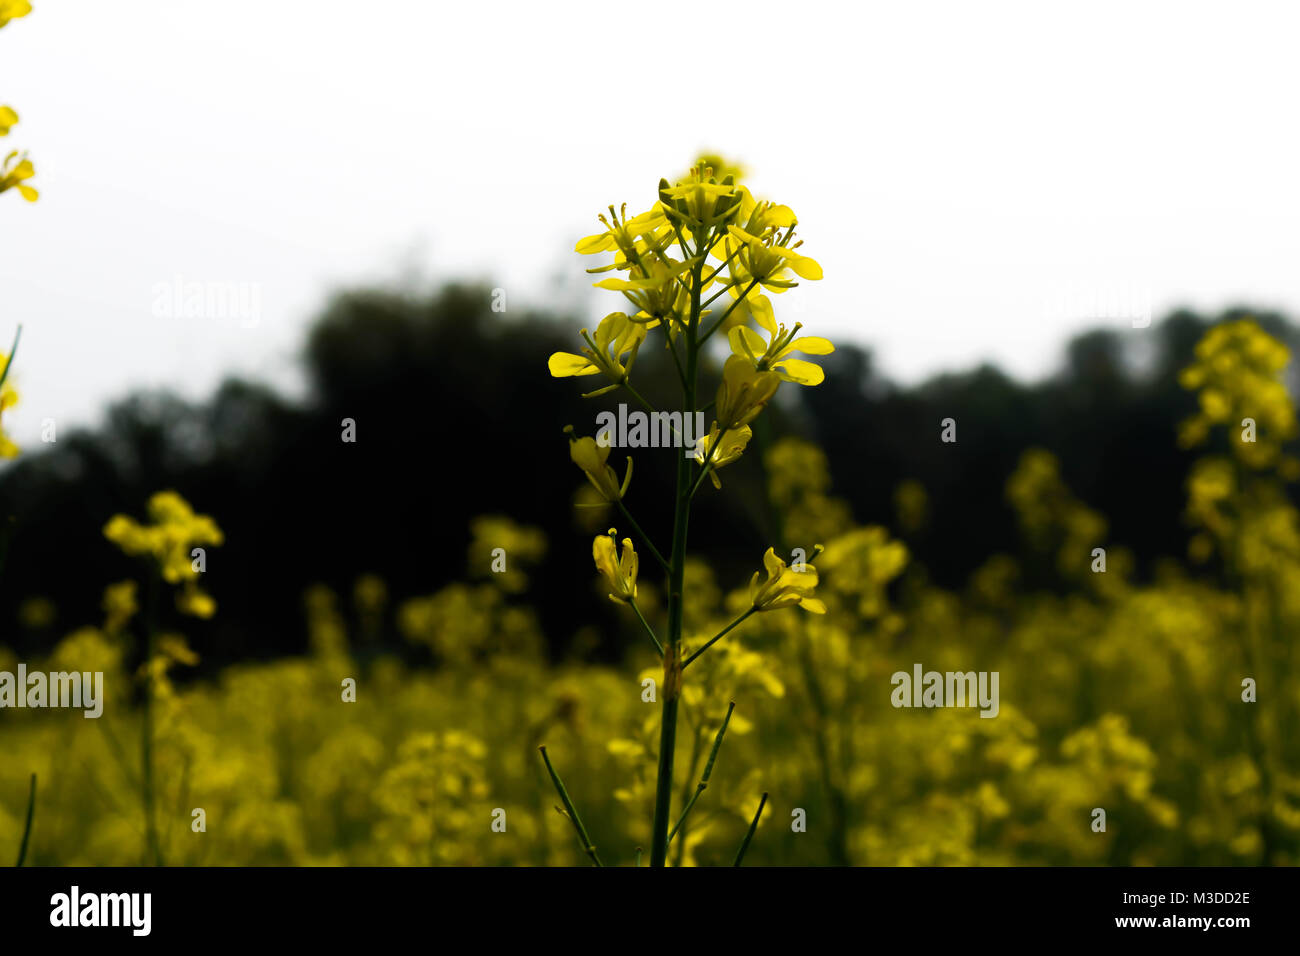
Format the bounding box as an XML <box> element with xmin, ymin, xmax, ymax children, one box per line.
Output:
<box><xmin>549</xmin><ymin>159</ymin><xmax>833</xmax><ymax>867</ymax></box>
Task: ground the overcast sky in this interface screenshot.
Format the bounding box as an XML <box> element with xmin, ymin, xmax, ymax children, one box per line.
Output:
<box><xmin>3</xmin><ymin>0</ymin><xmax>1299</xmax><ymax>446</ymax></box>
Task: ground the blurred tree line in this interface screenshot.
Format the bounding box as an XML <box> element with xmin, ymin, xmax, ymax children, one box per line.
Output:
<box><xmin>1</xmin><ymin>284</ymin><xmax>1292</xmax><ymax>666</ymax></box>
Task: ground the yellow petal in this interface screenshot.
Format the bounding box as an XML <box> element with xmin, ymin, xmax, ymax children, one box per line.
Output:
<box><xmin>729</xmin><ymin>325</ymin><xmax>767</xmax><ymax>362</ymax></box>
<box><xmin>774</xmin><ymin>358</ymin><xmax>825</xmax><ymax>386</ymax></box>
<box><xmin>785</xmin><ymin>335</ymin><xmax>835</xmax><ymax>356</ymax></box>
<box><xmin>575</xmin><ymin>233</ymin><xmax>615</xmax><ymax>255</ymax></box>
<box><xmin>789</xmin><ymin>254</ymin><xmax>823</xmax><ymax>280</ymax></box>
<box><xmin>548</xmin><ymin>352</ymin><xmax>597</xmax><ymax>377</ymax></box>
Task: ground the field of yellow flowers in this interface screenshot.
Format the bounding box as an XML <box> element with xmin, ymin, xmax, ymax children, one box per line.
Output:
<box><xmin>1</xmin><ymin>312</ymin><xmax>1296</xmax><ymax>866</ymax></box>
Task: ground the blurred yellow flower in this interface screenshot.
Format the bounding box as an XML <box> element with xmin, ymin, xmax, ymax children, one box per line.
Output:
<box><xmin>0</xmin><ymin>0</ymin><xmax>31</xmax><ymax>30</ymax></box>
<box><xmin>0</xmin><ymin>150</ymin><xmax>37</xmax><ymax>202</ymax></box>
<box><xmin>749</xmin><ymin>546</ymin><xmax>825</xmax><ymax>613</ymax></box>
<box><xmin>104</xmin><ymin>491</ymin><xmax>224</xmax><ymax>618</ymax></box>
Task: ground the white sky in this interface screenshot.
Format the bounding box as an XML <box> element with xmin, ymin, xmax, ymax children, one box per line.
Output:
<box><xmin>3</xmin><ymin>0</ymin><xmax>1300</xmax><ymax>445</ymax></box>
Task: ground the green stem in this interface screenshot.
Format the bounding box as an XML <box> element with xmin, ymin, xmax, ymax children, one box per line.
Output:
<box><xmin>0</xmin><ymin>324</ymin><xmax>21</xmax><ymax>392</ymax></box>
<box><xmin>732</xmin><ymin>791</ymin><xmax>769</xmax><ymax>866</ymax></box>
<box><xmin>649</xmin><ymin>227</ymin><xmax>706</xmax><ymax>868</ymax></box>
<box><xmin>684</xmin><ymin>607</ymin><xmax>757</xmax><ymax>669</ymax></box>
<box><xmin>616</xmin><ymin>499</ymin><xmax>669</xmax><ymax>573</ymax></box>
<box><xmin>669</xmin><ymin>701</ymin><xmax>735</xmax><ymax>844</ymax></box>
<box><xmin>629</xmin><ymin>600</ymin><xmax>664</xmax><ymax>656</ymax></box>
<box><xmin>621</xmin><ymin>381</ymin><xmax>659</xmax><ymax>417</ymax></box>
<box><xmin>700</xmin><ymin>279</ymin><xmax>760</xmax><ymax>344</ymax></box>
<box><xmin>538</xmin><ymin>746</ymin><xmax>603</xmax><ymax>866</ymax></box>
<box><xmin>14</xmin><ymin>773</ymin><xmax>35</xmax><ymax>867</ymax></box>
<box><xmin>142</xmin><ymin>569</ymin><xmax>163</xmax><ymax>866</ymax></box>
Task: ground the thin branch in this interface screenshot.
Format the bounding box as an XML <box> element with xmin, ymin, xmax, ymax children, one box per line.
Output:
<box><xmin>630</xmin><ymin>599</ymin><xmax>664</xmax><ymax>656</ymax></box>
<box><xmin>616</xmin><ymin>499</ymin><xmax>670</xmax><ymax>573</ymax></box>
<box><xmin>684</xmin><ymin>607</ymin><xmax>757</xmax><ymax>669</ymax></box>
<box><xmin>669</xmin><ymin>701</ymin><xmax>735</xmax><ymax>844</ymax></box>
<box><xmin>15</xmin><ymin>773</ymin><xmax>35</xmax><ymax>867</ymax></box>
<box><xmin>0</xmin><ymin>324</ymin><xmax>21</xmax><ymax>392</ymax></box>
<box><xmin>732</xmin><ymin>791</ymin><xmax>769</xmax><ymax>866</ymax></box>
<box><xmin>538</xmin><ymin>746</ymin><xmax>603</xmax><ymax>867</ymax></box>
<box><xmin>699</xmin><ymin>279</ymin><xmax>760</xmax><ymax>344</ymax></box>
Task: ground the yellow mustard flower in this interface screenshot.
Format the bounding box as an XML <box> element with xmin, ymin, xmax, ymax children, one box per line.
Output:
<box><xmin>0</xmin><ymin>352</ymin><xmax>18</xmax><ymax>458</ymax></box>
<box><xmin>565</xmin><ymin>428</ymin><xmax>631</xmax><ymax>502</ymax></box>
<box><xmin>0</xmin><ymin>150</ymin><xmax>37</xmax><ymax>202</ymax></box>
<box><xmin>547</xmin><ymin>311</ymin><xmax>646</xmax><ymax>395</ymax></box>
<box><xmin>103</xmin><ymin>491</ymin><xmax>224</xmax><ymax>618</ymax></box>
<box><xmin>102</xmin><ymin>579</ymin><xmax>139</xmax><ymax>634</ymax></box>
<box><xmin>728</xmin><ymin>316</ymin><xmax>834</xmax><ymax>386</ymax></box>
<box><xmin>749</xmin><ymin>546</ymin><xmax>826</xmax><ymax>613</ymax></box>
<box><xmin>0</xmin><ymin>1</ymin><xmax>32</xmax><ymax>30</ymax></box>
<box><xmin>1177</xmin><ymin>318</ymin><xmax>1296</xmax><ymax>469</ymax></box>
<box><xmin>0</xmin><ymin>106</ymin><xmax>17</xmax><ymax>136</ymax></box>
<box><xmin>721</xmin><ymin>221</ymin><xmax>822</xmax><ymax>292</ymax></box>
<box><xmin>576</xmin><ymin>203</ymin><xmax>674</xmax><ymax>268</ymax></box>
<box><xmin>593</xmin><ymin>529</ymin><xmax>638</xmax><ymax>604</ymax></box>
<box><xmin>689</xmin><ymin>154</ymin><xmax>747</xmax><ymax>183</ymax></box>
<box><xmin>692</xmin><ymin>423</ymin><xmax>752</xmax><ymax>490</ymax></box>
<box><xmin>715</xmin><ymin>353</ymin><xmax>780</xmax><ymax>430</ymax></box>
<box><xmin>593</xmin><ymin>256</ymin><xmax>692</xmax><ymax>327</ymax></box>
<box><xmin>659</xmin><ymin>161</ymin><xmax>740</xmax><ymax>228</ymax></box>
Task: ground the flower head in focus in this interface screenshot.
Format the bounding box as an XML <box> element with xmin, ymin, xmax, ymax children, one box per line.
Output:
<box><xmin>729</xmin><ymin>314</ymin><xmax>834</xmax><ymax>386</ymax></box>
<box><xmin>593</xmin><ymin>529</ymin><xmax>638</xmax><ymax>604</ymax></box>
<box><xmin>548</xmin><ymin>311</ymin><xmax>647</xmax><ymax>396</ymax></box>
<box><xmin>715</xmin><ymin>354</ymin><xmax>781</xmax><ymax>430</ymax></box>
<box><xmin>692</xmin><ymin>423</ymin><xmax>752</xmax><ymax>490</ymax></box>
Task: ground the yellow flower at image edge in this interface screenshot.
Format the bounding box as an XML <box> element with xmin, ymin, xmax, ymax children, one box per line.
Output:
<box><xmin>750</xmin><ymin>546</ymin><xmax>825</xmax><ymax>613</ymax></box>
<box><xmin>593</xmin><ymin>530</ymin><xmax>638</xmax><ymax>603</ymax></box>
<box><xmin>0</xmin><ymin>1</ymin><xmax>32</xmax><ymax>30</ymax></box>
<box><xmin>0</xmin><ymin>371</ymin><xmax>18</xmax><ymax>458</ymax></box>
<box><xmin>0</xmin><ymin>106</ymin><xmax>18</xmax><ymax>136</ymax></box>
<box><xmin>0</xmin><ymin>151</ymin><xmax>37</xmax><ymax>202</ymax></box>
